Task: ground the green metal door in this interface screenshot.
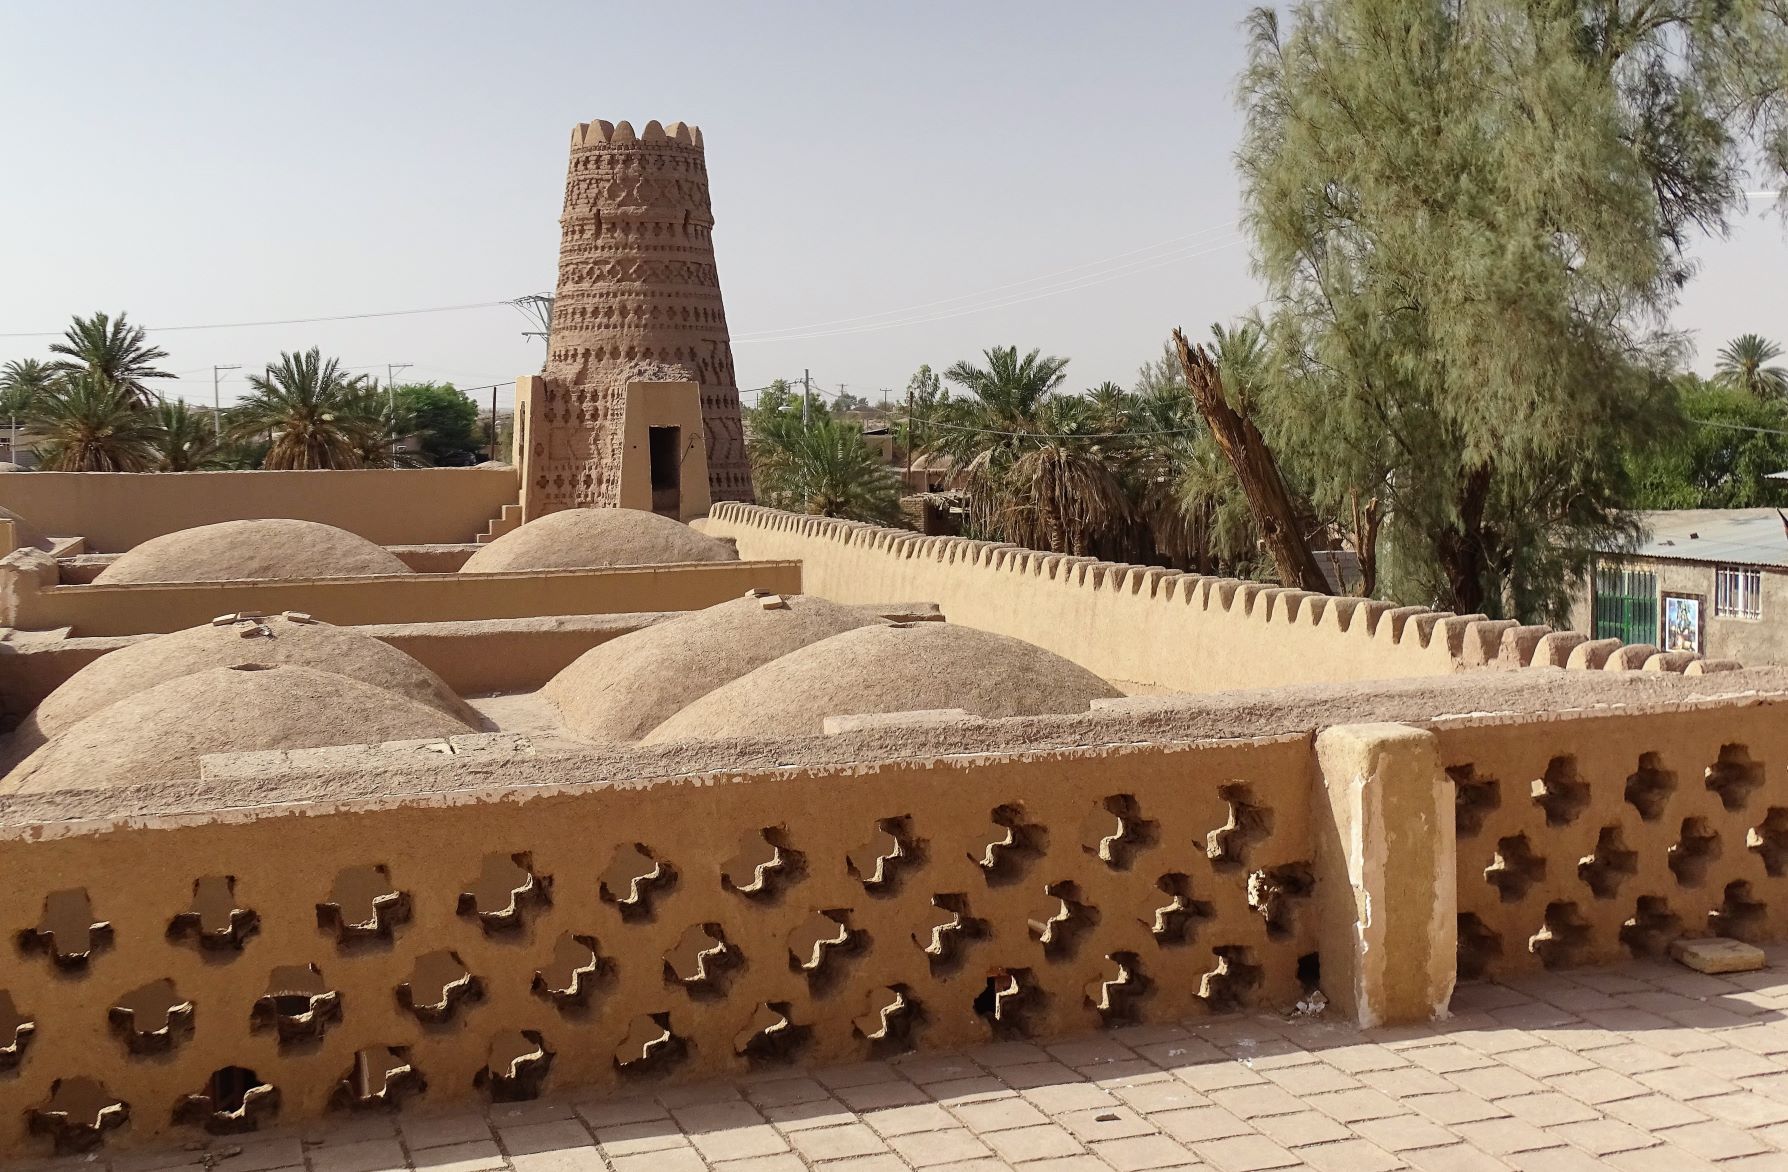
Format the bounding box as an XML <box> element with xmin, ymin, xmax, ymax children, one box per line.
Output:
<box><xmin>1592</xmin><ymin>563</ymin><xmax>1657</xmax><ymax>644</ymax></box>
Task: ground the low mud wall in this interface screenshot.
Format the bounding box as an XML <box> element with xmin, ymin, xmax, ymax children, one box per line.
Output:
<box><xmin>0</xmin><ymin>468</ymin><xmax>520</xmax><ymax>552</ymax></box>
<box><xmin>0</xmin><ymin>732</ymin><xmax>1317</xmax><ymax>1156</ymax></box>
<box><xmin>0</xmin><ymin>615</ymin><xmax>676</xmax><ymax>727</ymax></box>
<box><xmin>703</xmin><ymin>504</ymin><xmax>1708</xmax><ymax>693</ymax></box>
<box><xmin>0</xmin><ymin>555</ymin><xmax>801</xmax><ymax>637</ymax></box>
<box><xmin>2</xmin><ymin>684</ymin><xmax>1786</xmax><ymax>1158</ymax></box>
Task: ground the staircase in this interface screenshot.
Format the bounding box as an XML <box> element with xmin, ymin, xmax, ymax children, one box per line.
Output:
<box><xmin>475</xmin><ymin>504</ymin><xmax>523</xmax><ymax>544</ymax></box>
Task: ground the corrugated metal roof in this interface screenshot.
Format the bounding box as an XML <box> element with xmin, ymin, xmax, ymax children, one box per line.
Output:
<box><xmin>1619</xmin><ymin>509</ymin><xmax>1788</xmax><ymax>568</ymax></box>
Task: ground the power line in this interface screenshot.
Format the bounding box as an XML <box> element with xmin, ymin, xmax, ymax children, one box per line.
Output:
<box><xmin>731</xmin><ymin>223</ymin><xmax>1240</xmax><ymax>341</ymax></box>
<box><xmin>0</xmin><ymin>301</ymin><xmax>511</xmax><ymax>340</ymax></box>
<box><xmin>733</xmin><ymin>236</ymin><xmax>1246</xmax><ymax>344</ymax></box>
<box><xmin>916</xmin><ymin>416</ymin><xmax>1204</xmax><ymax>440</ymax></box>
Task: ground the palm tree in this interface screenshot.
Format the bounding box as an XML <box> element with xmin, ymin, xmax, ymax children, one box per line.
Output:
<box><xmin>923</xmin><ymin>347</ymin><xmax>1134</xmax><ymax>554</ymax></box>
<box><xmin>46</xmin><ymin>312</ymin><xmax>173</xmax><ymax>405</ymax></box>
<box><xmin>229</xmin><ymin>348</ymin><xmax>383</xmax><ymax>469</ymax></box>
<box><xmin>1</xmin><ymin>359</ymin><xmax>56</xmax><ymax>417</ymax></box>
<box><xmin>26</xmin><ymin>375</ymin><xmax>164</xmax><ymax>471</ymax></box>
<box><xmin>153</xmin><ymin>398</ymin><xmax>222</xmax><ymax>472</ymax></box>
<box><xmin>752</xmin><ymin>411</ymin><xmax>903</xmax><ymax>522</ymax></box>
<box><xmin>1716</xmin><ymin>334</ymin><xmax>1788</xmax><ymax>399</ymax></box>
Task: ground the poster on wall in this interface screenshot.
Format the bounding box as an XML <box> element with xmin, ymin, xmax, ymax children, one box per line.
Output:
<box><xmin>1663</xmin><ymin>593</ymin><xmax>1703</xmax><ymax>654</ymax></box>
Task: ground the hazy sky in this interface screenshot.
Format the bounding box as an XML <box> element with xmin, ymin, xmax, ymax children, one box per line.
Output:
<box><xmin>1</xmin><ymin>1</ymin><xmax>1782</xmax><ymax>415</ymax></box>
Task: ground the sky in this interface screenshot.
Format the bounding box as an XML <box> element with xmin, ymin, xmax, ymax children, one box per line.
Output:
<box><xmin>0</xmin><ymin>1</ymin><xmax>1782</xmax><ymax>417</ymax></box>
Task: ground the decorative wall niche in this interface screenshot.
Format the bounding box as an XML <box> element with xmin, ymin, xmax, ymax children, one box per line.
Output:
<box><xmin>19</xmin><ymin>888</ymin><xmax>111</xmax><ymax>971</ymax></box>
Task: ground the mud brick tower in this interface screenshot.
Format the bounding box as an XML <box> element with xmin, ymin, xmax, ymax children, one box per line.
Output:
<box><xmin>519</xmin><ymin>119</ymin><xmax>753</xmax><ymax>517</ymax></box>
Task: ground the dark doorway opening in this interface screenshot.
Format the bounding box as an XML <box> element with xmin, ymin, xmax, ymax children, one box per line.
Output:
<box><xmin>649</xmin><ymin>426</ymin><xmax>681</xmax><ymax>517</ymax></box>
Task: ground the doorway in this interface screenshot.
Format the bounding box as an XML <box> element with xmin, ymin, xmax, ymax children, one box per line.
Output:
<box><xmin>649</xmin><ymin>426</ymin><xmax>681</xmax><ymax>518</ymax></box>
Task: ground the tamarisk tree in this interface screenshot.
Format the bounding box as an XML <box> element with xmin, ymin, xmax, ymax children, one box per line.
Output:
<box><xmin>1233</xmin><ymin>0</ymin><xmax>1788</xmax><ymax>622</ymax></box>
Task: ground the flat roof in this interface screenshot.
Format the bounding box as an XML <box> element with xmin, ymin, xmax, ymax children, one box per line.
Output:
<box><xmin>1620</xmin><ymin>508</ymin><xmax>1788</xmax><ymax>568</ymax></box>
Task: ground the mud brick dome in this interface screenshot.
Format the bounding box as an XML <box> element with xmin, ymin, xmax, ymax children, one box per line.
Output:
<box><xmin>93</xmin><ymin>519</ymin><xmax>412</xmax><ymax>584</ymax></box>
<box><xmin>459</xmin><ymin>507</ymin><xmax>737</xmax><ymax>574</ymax></box>
<box><xmin>534</xmin><ymin>119</ymin><xmax>752</xmax><ymax>511</ymax></box>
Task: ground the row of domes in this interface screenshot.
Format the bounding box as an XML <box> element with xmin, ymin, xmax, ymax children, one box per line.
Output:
<box><xmin>543</xmin><ymin>593</ymin><xmax>1120</xmax><ymax>743</ymax></box>
<box><xmin>0</xmin><ymin>596</ymin><xmax>1119</xmax><ymax>796</ymax></box>
<box><xmin>67</xmin><ymin>508</ymin><xmax>738</xmax><ymax>585</ymax></box>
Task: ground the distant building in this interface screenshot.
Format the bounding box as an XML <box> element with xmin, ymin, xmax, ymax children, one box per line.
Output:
<box><xmin>1572</xmin><ymin>508</ymin><xmax>1788</xmax><ymax>663</ymax></box>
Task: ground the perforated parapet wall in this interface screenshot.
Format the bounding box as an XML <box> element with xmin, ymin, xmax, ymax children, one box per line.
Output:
<box><xmin>1443</xmin><ymin>703</ymin><xmax>1788</xmax><ymax>980</ymax></box>
<box><xmin>704</xmin><ymin>503</ymin><xmax>1732</xmax><ymax>694</ymax></box>
<box><xmin>526</xmin><ymin>120</ymin><xmax>752</xmax><ymax>517</ymax></box>
<box><xmin>0</xmin><ymin>736</ymin><xmax>1314</xmax><ymax>1156</ymax></box>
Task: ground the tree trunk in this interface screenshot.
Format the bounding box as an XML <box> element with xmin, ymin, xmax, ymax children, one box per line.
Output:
<box><xmin>1433</xmin><ymin>463</ymin><xmax>1493</xmax><ymax>614</ymax></box>
<box><xmin>1172</xmin><ymin>329</ymin><xmax>1332</xmax><ymax>594</ymax></box>
<box><xmin>1349</xmin><ymin>489</ymin><xmax>1381</xmax><ymax>598</ymax></box>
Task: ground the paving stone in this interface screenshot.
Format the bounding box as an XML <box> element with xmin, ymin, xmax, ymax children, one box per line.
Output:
<box><xmin>1111</xmin><ymin>1079</ymin><xmax>1207</xmax><ymax>1114</ymax></box>
<box><xmin>401</xmin><ymin>1112</ymin><xmax>495</xmax><ymax>1151</ymax></box>
<box><xmin>687</xmin><ymin>1123</ymin><xmax>789</xmax><ymax>1162</ymax></box>
<box><xmin>574</xmin><ymin>1097</ymin><xmax>669</xmax><ymax>1130</ymax></box>
<box><xmin>763</xmin><ymin>1098</ymin><xmax>857</xmax><ymax>1131</ymax></box>
<box><xmin>1348</xmin><ymin>1111</ymin><xmax>1461</xmax><ymax>1151</ymax></box>
<box><xmin>1498</xmin><ymin>1045</ymin><xmax>1597</xmax><ymax>1078</ymax></box>
<box><xmin>1543</xmin><ymin>1068</ymin><xmax>1649</xmax><ymax>1104</ymax></box>
<box><xmin>950</xmin><ymin>1095</ymin><xmax>1049</xmax><ymax>1133</ymax></box>
<box><xmin>1403</xmin><ymin>1144</ymin><xmax>1518</xmax><ymax>1171</ymax></box>
<box><xmin>708</xmin><ymin>1156</ymin><xmax>806</xmax><ymax>1172</ymax></box>
<box><xmin>1171</xmin><ymin>1061</ymin><xmax>1269</xmax><ymax>1094</ymax></box>
<box><xmin>611</xmin><ymin>1148</ymin><xmax>707</xmax><ymax>1172</ymax></box>
<box><xmin>925</xmin><ymin>1076</ymin><xmax>1011</xmax><ymax>1104</ymax></box>
<box><xmin>1022</xmin><ymin>1082</ymin><xmax>1121</xmax><ymax>1113</ymax></box>
<box><xmin>742</xmin><ymin>1077</ymin><xmax>830</xmax><ymax>1108</ymax></box>
<box><xmin>1260</xmin><ymin>1061</ymin><xmax>1361</xmax><ymax>1095</ymax></box>
<box><xmin>1447</xmin><ymin>1117</ymin><xmax>1563</xmax><ymax>1155</ymax></box>
<box><xmin>1598</xmin><ymin>1092</ymin><xmax>1710</xmax><ymax>1130</ymax></box>
<box><xmin>307</xmin><ymin>1138</ymin><xmax>411</xmax><ymax>1172</ymax></box>
<box><xmin>1151</xmin><ymin>1104</ymin><xmax>1254</xmax><ymax>1143</ymax></box>
<box><xmin>1089</xmin><ymin>1133</ymin><xmax>1202</xmax><ymax>1170</ymax></box>
<box><xmin>596</xmin><ymin>1118</ymin><xmax>693</xmax><ymax>1156</ymax></box>
<box><xmin>509</xmin><ymin>1149</ymin><xmax>612</xmax><ymax>1172</ymax></box>
<box><xmin>1317</xmin><ymin>1043</ymin><xmax>1410</xmax><ymax>1073</ymax></box>
<box><xmin>1295</xmin><ymin>1136</ymin><xmax>1405</xmax><ymax>1171</ymax></box>
<box><xmin>1404</xmin><ymin>1090</ymin><xmax>1508</xmax><ymax>1125</ymax></box>
<box><xmin>886</xmin><ymin>1127</ymin><xmax>994</xmax><ymax>1166</ymax></box>
<box><xmin>1205</xmin><ymin>1084</ymin><xmax>1307</xmax><ymax>1119</ymax></box>
<box><xmin>412</xmin><ymin>1141</ymin><xmax>509</xmax><ymax>1172</ymax></box>
<box><xmin>788</xmin><ymin>1122</ymin><xmax>889</xmax><ymax>1161</ymax></box>
<box><xmin>498</xmin><ymin>1119</ymin><xmax>599</xmax><ymax>1156</ymax></box>
<box><xmin>1358</xmin><ymin>1067</ymin><xmax>1459</xmax><ymax>1097</ymax></box>
<box><xmin>1496</xmin><ymin>1090</ymin><xmax>1600</xmax><ymax>1126</ymax></box>
<box><xmin>1548</xmin><ymin>1117</ymin><xmax>1659</xmax><ymax>1155</ymax></box>
<box><xmin>1000</xmin><ymin>1061</ymin><xmax>1088</xmax><ymax>1090</ymax></box>
<box><xmin>1250</xmin><ymin>1108</ymin><xmax>1351</xmax><ymax>1147</ymax></box>
<box><xmin>981</xmin><ymin>1123</ymin><xmax>1085</xmax><ymax>1162</ymax></box>
<box><xmin>863</xmin><ymin>1101</ymin><xmax>957</xmax><ymax>1136</ymax></box>
<box><xmin>1651</xmin><ymin>1118</ymin><xmax>1769</xmax><ymax>1160</ymax></box>
<box><xmin>1189</xmin><ymin>1133</ymin><xmax>1302</xmax><ymax>1170</ymax></box>
<box><xmin>1059</xmin><ymin>1105</ymin><xmax>1156</xmax><ymax>1141</ymax></box>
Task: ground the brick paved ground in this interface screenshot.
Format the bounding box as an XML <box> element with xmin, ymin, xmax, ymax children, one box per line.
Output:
<box><xmin>28</xmin><ymin>952</ymin><xmax>1788</xmax><ymax>1172</ymax></box>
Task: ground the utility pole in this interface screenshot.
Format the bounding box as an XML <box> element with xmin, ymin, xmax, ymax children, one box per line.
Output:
<box><xmin>387</xmin><ymin>363</ymin><xmax>412</xmax><ymax>468</ymax></box>
<box><xmin>802</xmin><ymin>369</ymin><xmax>811</xmax><ymax>430</ymax></box>
<box><xmin>489</xmin><ymin>384</ymin><xmax>500</xmax><ymax>463</ymax></box>
<box><xmin>211</xmin><ymin>365</ymin><xmax>240</xmax><ymax>435</ymax></box>
<box><xmin>905</xmin><ymin>385</ymin><xmax>915</xmax><ymax>488</ymax></box>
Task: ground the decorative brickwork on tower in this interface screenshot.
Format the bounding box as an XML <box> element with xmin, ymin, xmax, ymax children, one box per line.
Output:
<box><xmin>525</xmin><ymin>119</ymin><xmax>752</xmax><ymax>515</ymax></box>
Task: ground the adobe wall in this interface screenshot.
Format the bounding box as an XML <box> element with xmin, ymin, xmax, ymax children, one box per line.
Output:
<box><xmin>0</xmin><ymin>731</ymin><xmax>1317</xmax><ymax>1154</ymax></box>
<box><xmin>0</xmin><ymin>553</ymin><xmax>801</xmax><ymax>637</ymax></box>
<box><xmin>0</xmin><ymin>615</ymin><xmax>676</xmax><ymax>725</ymax></box>
<box><xmin>703</xmin><ymin>504</ymin><xmax>1703</xmax><ymax>693</ymax></box>
<box><xmin>0</xmin><ymin>469</ymin><xmax>520</xmax><ymax>552</ymax></box>
<box><xmin>5</xmin><ymin>678</ymin><xmax>1788</xmax><ymax>1158</ymax></box>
